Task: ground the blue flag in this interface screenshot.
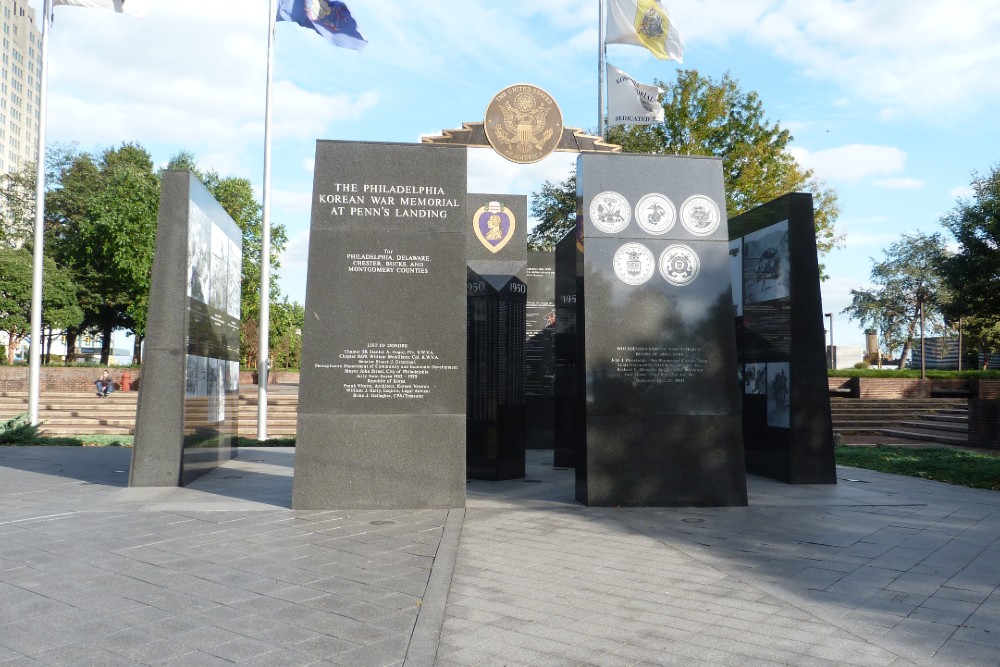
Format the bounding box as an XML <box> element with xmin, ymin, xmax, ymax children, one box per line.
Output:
<box><xmin>277</xmin><ymin>0</ymin><xmax>367</xmax><ymax>50</ymax></box>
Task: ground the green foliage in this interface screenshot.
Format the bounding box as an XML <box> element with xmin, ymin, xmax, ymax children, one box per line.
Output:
<box><xmin>960</xmin><ymin>317</ymin><xmax>1000</xmax><ymax>369</ymax></box>
<box><xmin>46</xmin><ymin>143</ymin><xmax>160</xmax><ymax>363</ymax></box>
<box><xmin>841</xmin><ymin>232</ymin><xmax>951</xmax><ymax>368</ymax></box>
<box><xmin>939</xmin><ymin>163</ymin><xmax>1000</xmax><ymax>321</ymax></box>
<box><xmin>0</xmin><ymin>413</ymin><xmax>39</xmax><ymax>444</ymax></box>
<box><xmin>235</xmin><ymin>436</ymin><xmax>296</xmax><ymax>447</ymax></box>
<box><xmin>0</xmin><ymin>249</ymin><xmax>83</xmax><ymax>364</ymax></box>
<box><xmin>836</xmin><ymin>445</ymin><xmax>1000</xmax><ymax>491</ymax></box>
<box><xmin>528</xmin><ymin>171</ymin><xmax>577</xmax><ymax>250</ymax></box>
<box><xmin>605</xmin><ymin>69</ymin><xmax>843</xmax><ymax>256</ymax></box>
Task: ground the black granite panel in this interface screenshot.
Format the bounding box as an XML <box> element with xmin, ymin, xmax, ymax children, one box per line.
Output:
<box><xmin>525</xmin><ymin>251</ymin><xmax>556</xmax><ymax>449</ymax></box>
<box><xmin>466</xmin><ymin>269</ymin><xmax>527</xmax><ymax>480</ymax></box>
<box><xmin>131</xmin><ymin>171</ymin><xmax>240</xmax><ymax>487</ymax></box>
<box><xmin>465</xmin><ymin>194</ymin><xmax>527</xmax><ymax>480</ymax></box>
<box><xmin>554</xmin><ymin>231</ymin><xmax>582</xmax><ymax>468</ymax></box>
<box><xmin>293</xmin><ymin>414</ymin><xmax>466</xmax><ymax>509</ymax></box>
<box><xmin>730</xmin><ymin>193</ymin><xmax>836</xmax><ymax>484</ymax></box>
<box><xmin>575</xmin><ymin>153</ymin><xmax>746</xmax><ymax>506</ymax></box>
<box><xmin>294</xmin><ymin>141</ymin><xmax>467</xmax><ymax>509</ymax></box>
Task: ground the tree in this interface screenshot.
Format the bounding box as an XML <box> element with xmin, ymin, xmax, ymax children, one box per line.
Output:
<box><xmin>0</xmin><ymin>249</ymin><xmax>83</xmax><ymax>364</ymax></box>
<box><xmin>165</xmin><ymin>153</ymin><xmax>288</xmax><ymax>368</ymax></box>
<box><xmin>528</xmin><ymin>171</ymin><xmax>577</xmax><ymax>250</ymax></box>
<box><xmin>939</xmin><ymin>163</ymin><xmax>1000</xmax><ymax>321</ymax></box>
<box><xmin>842</xmin><ymin>232</ymin><xmax>950</xmax><ymax>368</ymax></box>
<box><xmin>605</xmin><ymin>69</ymin><xmax>842</xmax><ymax>256</ymax></box>
<box><xmin>46</xmin><ymin>143</ymin><xmax>160</xmax><ymax>364</ymax></box>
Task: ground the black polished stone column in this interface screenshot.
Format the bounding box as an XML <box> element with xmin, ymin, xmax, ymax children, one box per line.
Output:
<box><xmin>525</xmin><ymin>250</ymin><xmax>556</xmax><ymax>450</ymax></box>
<box><xmin>575</xmin><ymin>153</ymin><xmax>747</xmax><ymax>507</ymax></box>
<box><xmin>293</xmin><ymin>141</ymin><xmax>468</xmax><ymax>509</ymax></box>
<box><xmin>730</xmin><ymin>193</ymin><xmax>836</xmax><ymax>484</ymax></box>
<box><xmin>554</xmin><ymin>231</ymin><xmax>583</xmax><ymax>469</ymax></box>
<box><xmin>130</xmin><ymin>171</ymin><xmax>242</xmax><ymax>487</ymax></box>
<box><xmin>466</xmin><ymin>194</ymin><xmax>527</xmax><ymax>480</ymax></box>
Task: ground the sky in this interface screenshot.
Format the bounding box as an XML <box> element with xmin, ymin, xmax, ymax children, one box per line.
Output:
<box><xmin>31</xmin><ymin>0</ymin><xmax>1000</xmax><ymax>360</ymax></box>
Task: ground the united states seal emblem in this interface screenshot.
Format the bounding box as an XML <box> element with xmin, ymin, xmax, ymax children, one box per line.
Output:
<box><xmin>472</xmin><ymin>201</ymin><xmax>515</xmax><ymax>254</ymax></box>
<box><xmin>484</xmin><ymin>84</ymin><xmax>563</xmax><ymax>164</ymax></box>
<box><xmin>659</xmin><ymin>244</ymin><xmax>701</xmax><ymax>286</ymax></box>
<box><xmin>613</xmin><ymin>242</ymin><xmax>655</xmax><ymax>285</ymax></box>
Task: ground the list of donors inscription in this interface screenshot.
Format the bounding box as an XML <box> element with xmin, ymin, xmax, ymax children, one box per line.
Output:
<box><xmin>294</xmin><ymin>141</ymin><xmax>467</xmax><ymax>510</ymax></box>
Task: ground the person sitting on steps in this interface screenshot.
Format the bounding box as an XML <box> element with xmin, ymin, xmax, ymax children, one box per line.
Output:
<box><xmin>95</xmin><ymin>370</ymin><xmax>115</xmax><ymax>398</ymax></box>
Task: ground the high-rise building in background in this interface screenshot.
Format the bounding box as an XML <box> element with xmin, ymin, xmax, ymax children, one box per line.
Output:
<box><xmin>0</xmin><ymin>0</ymin><xmax>41</xmax><ymax>174</ymax></box>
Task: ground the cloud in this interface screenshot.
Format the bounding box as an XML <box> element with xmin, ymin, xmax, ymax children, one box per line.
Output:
<box><xmin>788</xmin><ymin>144</ymin><xmax>907</xmax><ymax>183</ymax></box>
<box><xmin>948</xmin><ymin>185</ymin><xmax>974</xmax><ymax>198</ymax></box>
<box><xmin>672</xmin><ymin>0</ymin><xmax>1000</xmax><ymax>120</ymax></box>
<box><xmin>873</xmin><ymin>178</ymin><xmax>925</xmax><ymax>190</ymax></box>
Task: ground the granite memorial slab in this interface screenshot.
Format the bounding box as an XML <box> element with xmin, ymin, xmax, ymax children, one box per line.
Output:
<box><xmin>730</xmin><ymin>193</ymin><xmax>836</xmax><ymax>483</ymax></box>
<box><xmin>130</xmin><ymin>171</ymin><xmax>242</xmax><ymax>487</ymax></box>
<box><xmin>525</xmin><ymin>250</ymin><xmax>556</xmax><ymax>449</ymax></box>
<box><xmin>575</xmin><ymin>153</ymin><xmax>747</xmax><ymax>507</ymax></box>
<box><xmin>466</xmin><ymin>193</ymin><xmax>527</xmax><ymax>480</ymax></box>
<box><xmin>554</xmin><ymin>231</ymin><xmax>583</xmax><ymax>469</ymax></box>
<box><xmin>293</xmin><ymin>141</ymin><xmax>467</xmax><ymax>509</ymax></box>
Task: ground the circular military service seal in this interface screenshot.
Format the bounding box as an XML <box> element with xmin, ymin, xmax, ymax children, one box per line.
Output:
<box><xmin>484</xmin><ymin>84</ymin><xmax>563</xmax><ymax>164</ymax></box>
<box><xmin>680</xmin><ymin>194</ymin><xmax>721</xmax><ymax>237</ymax></box>
<box><xmin>589</xmin><ymin>191</ymin><xmax>631</xmax><ymax>234</ymax></box>
<box><xmin>635</xmin><ymin>193</ymin><xmax>676</xmax><ymax>235</ymax></box>
<box><xmin>659</xmin><ymin>244</ymin><xmax>701</xmax><ymax>286</ymax></box>
<box><xmin>613</xmin><ymin>242</ymin><xmax>655</xmax><ymax>286</ymax></box>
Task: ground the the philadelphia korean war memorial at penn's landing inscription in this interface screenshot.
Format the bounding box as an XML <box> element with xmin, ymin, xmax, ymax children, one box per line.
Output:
<box><xmin>293</xmin><ymin>141</ymin><xmax>467</xmax><ymax>510</ymax></box>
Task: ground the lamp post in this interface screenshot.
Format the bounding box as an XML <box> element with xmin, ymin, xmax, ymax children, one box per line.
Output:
<box><xmin>825</xmin><ymin>312</ymin><xmax>834</xmax><ymax>369</ymax></box>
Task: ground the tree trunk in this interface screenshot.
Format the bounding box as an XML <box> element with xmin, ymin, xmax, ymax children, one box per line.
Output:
<box><xmin>100</xmin><ymin>321</ymin><xmax>113</xmax><ymax>365</ymax></box>
<box><xmin>65</xmin><ymin>327</ymin><xmax>78</xmax><ymax>365</ymax></box>
<box><xmin>132</xmin><ymin>334</ymin><xmax>143</xmax><ymax>365</ymax></box>
<box><xmin>897</xmin><ymin>342</ymin><xmax>911</xmax><ymax>370</ymax></box>
<box><xmin>44</xmin><ymin>328</ymin><xmax>52</xmax><ymax>365</ymax></box>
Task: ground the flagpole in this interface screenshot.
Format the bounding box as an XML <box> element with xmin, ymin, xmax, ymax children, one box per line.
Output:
<box><xmin>257</xmin><ymin>0</ymin><xmax>277</xmax><ymax>442</ymax></box>
<box><xmin>27</xmin><ymin>0</ymin><xmax>53</xmax><ymax>425</ymax></box>
<box><xmin>598</xmin><ymin>0</ymin><xmax>606</xmax><ymax>138</ymax></box>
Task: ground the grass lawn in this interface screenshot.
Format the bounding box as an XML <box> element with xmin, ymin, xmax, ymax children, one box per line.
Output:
<box><xmin>836</xmin><ymin>445</ymin><xmax>1000</xmax><ymax>491</ymax></box>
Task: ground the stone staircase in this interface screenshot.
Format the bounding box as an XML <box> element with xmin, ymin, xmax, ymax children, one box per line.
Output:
<box><xmin>0</xmin><ymin>390</ymin><xmax>300</xmax><ymax>439</ymax></box>
<box><xmin>831</xmin><ymin>397</ymin><xmax>968</xmax><ymax>446</ymax></box>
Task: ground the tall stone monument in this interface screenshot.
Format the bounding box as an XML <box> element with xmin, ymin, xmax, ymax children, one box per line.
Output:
<box><xmin>553</xmin><ymin>231</ymin><xmax>582</xmax><ymax>468</ymax></box>
<box><xmin>466</xmin><ymin>193</ymin><xmax>527</xmax><ymax>480</ymax></box>
<box><xmin>574</xmin><ymin>153</ymin><xmax>747</xmax><ymax>506</ymax></box>
<box><xmin>525</xmin><ymin>250</ymin><xmax>556</xmax><ymax>449</ymax></box>
<box><xmin>730</xmin><ymin>193</ymin><xmax>836</xmax><ymax>483</ymax></box>
<box><xmin>130</xmin><ymin>171</ymin><xmax>242</xmax><ymax>487</ymax></box>
<box><xmin>293</xmin><ymin>141</ymin><xmax>468</xmax><ymax>509</ymax></box>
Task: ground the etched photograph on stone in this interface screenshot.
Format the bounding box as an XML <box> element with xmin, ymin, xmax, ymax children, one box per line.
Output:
<box><xmin>766</xmin><ymin>361</ymin><xmax>791</xmax><ymax>428</ymax></box>
<box><xmin>743</xmin><ymin>362</ymin><xmax>767</xmax><ymax>395</ymax></box>
<box><xmin>743</xmin><ymin>220</ymin><xmax>790</xmax><ymax>304</ymax></box>
<box><xmin>729</xmin><ymin>239</ymin><xmax>743</xmax><ymax>316</ymax></box>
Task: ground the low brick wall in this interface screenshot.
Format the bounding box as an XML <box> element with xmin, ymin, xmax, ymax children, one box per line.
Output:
<box><xmin>969</xmin><ymin>399</ymin><xmax>1000</xmax><ymax>449</ymax></box>
<box><xmin>975</xmin><ymin>380</ymin><xmax>1000</xmax><ymax>400</ymax></box>
<box><xmin>0</xmin><ymin>367</ymin><xmax>141</xmax><ymax>392</ymax></box>
<box><xmin>828</xmin><ymin>377</ymin><xmax>974</xmax><ymax>399</ymax></box>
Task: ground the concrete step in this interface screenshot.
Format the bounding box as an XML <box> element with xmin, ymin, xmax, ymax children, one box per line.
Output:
<box><xmin>920</xmin><ymin>414</ymin><xmax>969</xmax><ymax>424</ymax></box>
<box><xmin>877</xmin><ymin>428</ymin><xmax>969</xmax><ymax>446</ymax></box>
<box><xmin>898</xmin><ymin>420</ymin><xmax>968</xmax><ymax>434</ymax></box>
